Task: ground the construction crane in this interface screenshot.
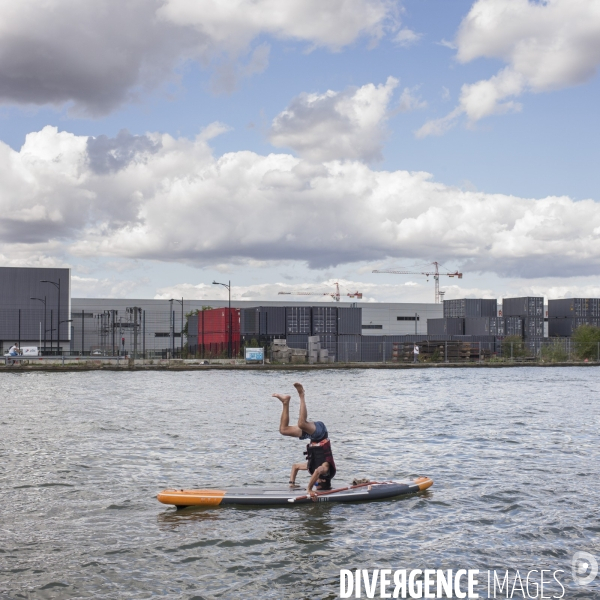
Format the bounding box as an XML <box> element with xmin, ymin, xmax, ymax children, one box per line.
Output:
<box><xmin>278</xmin><ymin>282</ymin><xmax>363</xmax><ymax>302</ymax></box>
<box><xmin>372</xmin><ymin>262</ymin><xmax>462</xmax><ymax>303</ymax></box>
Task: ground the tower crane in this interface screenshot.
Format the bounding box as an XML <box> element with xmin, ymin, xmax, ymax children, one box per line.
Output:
<box><xmin>278</xmin><ymin>282</ymin><xmax>363</xmax><ymax>302</ymax></box>
<box><xmin>372</xmin><ymin>262</ymin><xmax>462</xmax><ymax>303</ymax></box>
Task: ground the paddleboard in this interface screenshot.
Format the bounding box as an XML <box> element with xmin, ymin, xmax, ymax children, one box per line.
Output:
<box><xmin>157</xmin><ymin>477</ymin><xmax>433</xmax><ymax>507</ymax></box>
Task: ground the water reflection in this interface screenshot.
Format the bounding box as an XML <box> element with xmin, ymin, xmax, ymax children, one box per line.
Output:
<box><xmin>156</xmin><ymin>506</ymin><xmax>223</xmax><ymax>530</ymax></box>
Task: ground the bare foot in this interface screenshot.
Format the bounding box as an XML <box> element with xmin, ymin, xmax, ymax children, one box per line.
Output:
<box><xmin>272</xmin><ymin>393</ymin><xmax>291</xmax><ymax>404</ymax></box>
<box><xmin>293</xmin><ymin>382</ymin><xmax>304</xmax><ymax>395</ymax></box>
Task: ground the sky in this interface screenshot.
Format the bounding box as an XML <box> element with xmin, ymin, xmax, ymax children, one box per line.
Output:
<box><xmin>1</xmin><ymin>0</ymin><xmax>600</xmax><ymax>304</ymax></box>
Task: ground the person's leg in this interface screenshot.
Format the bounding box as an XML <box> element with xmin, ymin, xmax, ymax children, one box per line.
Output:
<box><xmin>289</xmin><ymin>462</ymin><xmax>307</xmax><ymax>485</ymax></box>
<box><xmin>294</xmin><ymin>382</ymin><xmax>316</xmax><ymax>437</ymax></box>
<box><xmin>272</xmin><ymin>393</ymin><xmax>303</xmax><ymax>437</ymax></box>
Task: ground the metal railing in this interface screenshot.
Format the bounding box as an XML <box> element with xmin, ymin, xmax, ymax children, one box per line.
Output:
<box><xmin>267</xmin><ymin>338</ymin><xmax>600</xmax><ymax>365</ymax></box>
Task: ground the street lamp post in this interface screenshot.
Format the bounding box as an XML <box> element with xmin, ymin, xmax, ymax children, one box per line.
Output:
<box><xmin>30</xmin><ymin>296</ymin><xmax>47</xmax><ymax>354</ymax></box>
<box><xmin>212</xmin><ymin>280</ymin><xmax>231</xmax><ymax>358</ymax></box>
<box><xmin>169</xmin><ymin>299</ymin><xmax>173</xmax><ymax>358</ymax></box>
<box><xmin>59</xmin><ymin>319</ymin><xmax>73</xmax><ymax>355</ymax></box>
<box><xmin>49</xmin><ymin>310</ymin><xmax>53</xmax><ymax>354</ymax></box>
<box><xmin>171</xmin><ymin>298</ymin><xmax>184</xmax><ymax>357</ymax></box>
<box><xmin>41</xmin><ymin>279</ymin><xmax>61</xmax><ymax>354</ymax></box>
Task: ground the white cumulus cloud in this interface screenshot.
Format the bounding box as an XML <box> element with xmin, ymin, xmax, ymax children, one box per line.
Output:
<box><xmin>0</xmin><ymin>0</ymin><xmax>395</xmax><ymax>114</ymax></box>
<box><xmin>269</xmin><ymin>77</ymin><xmax>399</xmax><ymax>161</ymax></box>
<box><xmin>71</xmin><ymin>275</ymin><xmax>149</xmax><ymax>298</ymax></box>
<box><xmin>159</xmin><ymin>0</ymin><xmax>393</xmax><ymax>53</ymax></box>
<box><xmin>397</xmin><ymin>86</ymin><xmax>427</xmax><ymax>112</ymax></box>
<box><xmin>418</xmin><ymin>0</ymin><xmax>600</xmax><ymax>135</ymax></box>
<box><xmin>394</xmin><ymin>28</ymin><xmax>421</xmax><ymax>47</ymax></box>
<box><xmin>1</xmin><ymin>124</ymin><xmax>600</xmax><ymax>280</ymax></box>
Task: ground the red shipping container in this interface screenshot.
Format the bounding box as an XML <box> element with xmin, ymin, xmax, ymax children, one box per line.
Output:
<box><xmin>198</xmin><ymin>308</ymin><xmax>240</xmax><ymax>345</ymax></box>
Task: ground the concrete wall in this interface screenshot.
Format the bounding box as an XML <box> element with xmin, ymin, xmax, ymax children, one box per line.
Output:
<box><xmin>360</xmin><ymin>302</ymin><xmax>442</xmax><ymax>335</ymax></box>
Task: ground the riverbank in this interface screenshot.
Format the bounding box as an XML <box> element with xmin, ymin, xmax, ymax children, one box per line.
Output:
<box><xmin>1</xmin><ymin>358</ymin><xmax>599</xmax><ymax>371</ymax></box>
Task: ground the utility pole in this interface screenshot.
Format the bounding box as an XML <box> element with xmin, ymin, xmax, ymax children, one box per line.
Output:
<box><xmin>127</xmin><ymin>307</ymin><xmax>141</xmax><ymax>359</ymax></box>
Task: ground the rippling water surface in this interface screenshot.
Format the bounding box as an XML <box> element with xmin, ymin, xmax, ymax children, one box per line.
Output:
<box><xmin>1</xmin><ymin>368</ymin><xmax>599</xmax><ymax>599</ymax></box>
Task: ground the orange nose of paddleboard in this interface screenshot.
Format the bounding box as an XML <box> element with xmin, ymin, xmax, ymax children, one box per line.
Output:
<box><xmin>414</xmin><ymin>477</ymin><xmax>433</xmax><ymax>491</ymax></box>
<box><xmin>157</xmin><ymin>489</ymin><xmax>226</xmax><ymax>506</ymax></box>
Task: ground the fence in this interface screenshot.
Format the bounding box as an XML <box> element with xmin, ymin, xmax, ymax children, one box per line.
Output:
<box><xmin>266</xmin><ymin>337</ymin><xmax>600</xmax><ymax>364</ymax></box>
<box><xmin>0</xmin><ymin>308</ymin><xmax>188</xmax><ymax>358</ymax></box>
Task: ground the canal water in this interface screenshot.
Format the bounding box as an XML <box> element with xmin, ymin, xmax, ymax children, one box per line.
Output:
<box><xmin>1</xmin><ymin>369</ymin><xmax>599</xmax><ymax>599</ymax></box>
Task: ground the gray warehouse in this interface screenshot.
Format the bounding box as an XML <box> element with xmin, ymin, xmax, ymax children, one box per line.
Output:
<box><xmin>68</xmin><ymin>298</ymin><xmax>442</xmax><ymax>357</ymax></box>
<box><xmin>0</xmin><ymin>266</ymin><xmax>70</xmax><ymax>353</ymax></box>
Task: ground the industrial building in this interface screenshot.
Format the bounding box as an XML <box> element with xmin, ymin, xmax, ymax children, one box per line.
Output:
<box><xmin>0</xmin><ymin>266</ymin><xmax>70</xmax><ymax>354</ymax></box>
<box><xmin>69</xmin><ymin>298</ymin><xmax>442</xmax><ymax>357</ymax></box>
<box><xmin>2</xmin><ymin>266</ymin><xmax>599</xmax><ymax>361</ymax></box>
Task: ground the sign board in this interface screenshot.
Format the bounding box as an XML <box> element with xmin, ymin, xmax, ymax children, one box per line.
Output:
<box><xmin>245</xmin><ymin>348</ymin><xmax>264</xmax><ymax>362</ymax></box>
<box><xmin>22</xmin><ymin>347</ymin><xmax>39</xmax><ymax>356</ymax></box>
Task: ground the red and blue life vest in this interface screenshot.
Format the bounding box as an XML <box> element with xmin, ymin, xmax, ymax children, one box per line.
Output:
<box><xmin>304</xmin><ymin>438</ymin><xmax>336</xmax><ymax>483</ymax></box>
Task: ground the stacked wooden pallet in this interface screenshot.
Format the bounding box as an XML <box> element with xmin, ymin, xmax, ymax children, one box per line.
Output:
<box><xmin>392</xmin><ymin>341</ymin><xmax>489</xmax><ymax>362</ymax></box>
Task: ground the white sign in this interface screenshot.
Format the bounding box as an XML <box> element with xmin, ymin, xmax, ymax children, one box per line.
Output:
<box><xmin>245</xmin><ymin>348</ymin><xmax>264</xmax><ymax>362</ymax></box>
<box><xmin>22</xmin><ymin>347</ymin><xmax>39</xmax><ymax>356</ymax></box>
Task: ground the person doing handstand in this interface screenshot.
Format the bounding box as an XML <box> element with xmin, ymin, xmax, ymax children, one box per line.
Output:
<box><xmin>272</xmin><ymin>382</ymin><xmax>336</xmax><ymax>497</ymax></box>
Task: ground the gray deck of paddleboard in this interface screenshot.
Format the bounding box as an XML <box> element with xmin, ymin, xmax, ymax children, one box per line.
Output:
<box><xmin>217</xmin><ymin>482</ymin><xmax>419</xmax><ymax>505</ymax></box>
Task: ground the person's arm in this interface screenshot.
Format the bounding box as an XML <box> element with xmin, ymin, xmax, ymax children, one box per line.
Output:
<box><xmin>307</xmin><ymin>462</ymin><xmax>330</xmax><ymax>496</ymax></box>
<box><xmin>289</xmin><ymin>462</ymin><xmax>307</xmax><ymax>485</ymax></box>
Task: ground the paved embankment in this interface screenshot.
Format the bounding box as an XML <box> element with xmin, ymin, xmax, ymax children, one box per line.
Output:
<box><xmin>1</xmin><ymin>358</ymin><xmax>599</xmax><ymax>371</ymax></box>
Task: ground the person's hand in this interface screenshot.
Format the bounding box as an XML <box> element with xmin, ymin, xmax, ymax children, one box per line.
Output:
<box><xmin>308</xmin><ymin>490</ymin><xmax>318</xmax><ymax>502</ymax></box>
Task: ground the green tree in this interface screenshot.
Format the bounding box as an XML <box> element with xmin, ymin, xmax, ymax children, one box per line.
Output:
<box><xmin>183</xmin><ymin>306</ymin><xmax>213</xmax><ymax>336</ymax></box>
<box><xmin>183</xmin><ymin>309</ymin><xmax>198</xmax><ymax>337</ymax></box>
<box><xmin>572</xmin><ymin>324</ymin><xmax>600</xmax><ymax>360</ymax></box>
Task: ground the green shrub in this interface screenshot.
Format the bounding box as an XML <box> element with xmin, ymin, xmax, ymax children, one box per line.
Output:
<box><xmin>501</xmin><ymin>335</ymin><xmax>530</xmax><ymax>358</ymax></box>
<box><xmin>430</xmin><ymin>347</ymin><xmax>442</xmax><ymax>362</ymax></box>
<box><xmin>540</xmin><ymin>339</ymin><xmax>569</xmax><ymax>362</ymax></box>
<box><xmin>572</xmin><ymin>325</ymin><xmax>600</xmax><ymax>360</ymax></box>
